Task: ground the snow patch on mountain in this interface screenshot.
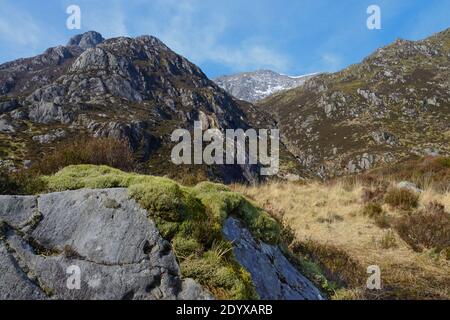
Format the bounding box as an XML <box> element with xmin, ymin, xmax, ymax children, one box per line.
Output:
<box><xmin>214</xmin><ymin>70</ymin><xmax>319</xmax><ymax>102</ymax></box>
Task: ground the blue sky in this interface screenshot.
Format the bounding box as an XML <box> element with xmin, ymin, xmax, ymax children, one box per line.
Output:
<box><xmin>0</xmin><ymin>0</ymin><xmax>449</xmax><ymax>78</ymax></box>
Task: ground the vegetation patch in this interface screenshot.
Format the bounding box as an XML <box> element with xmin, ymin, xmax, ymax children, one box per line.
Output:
<box><xmin>44</xmin><ymin>165</ymin><xmax>284</xmax><ymax>299</ymax></box>
<box><xmin>394</xmin><ymin>202</ymin><xmax>450</xmax><ymax>255</ymax></box>
<box><xmin>384</xmin><ymin>188</ymin><xmax>419</xmax><ymax>211</ymax></box>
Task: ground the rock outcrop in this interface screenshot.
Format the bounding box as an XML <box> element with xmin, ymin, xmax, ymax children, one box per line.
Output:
<box><xmin>0</xmin><ymin>188</ymin><xmax>323</xmax><ymax>300</ymax></box>
<box><xmin>0</xmin><ymin>188</ymin><xmax>211</xmax><ymax>300</ymax></box>
<box><xmin>223</xmin><ymin>217</ymin><xmax>323</xmax><ymax>300</ymax></box>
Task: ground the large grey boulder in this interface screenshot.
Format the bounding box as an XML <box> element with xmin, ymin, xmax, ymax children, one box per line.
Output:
<box><xmin>396</xmin><ymin>181</ymin><xmax>423</xmax><ymax>194</ymax></box>
<box><xmin>223</xmin><ymin>217</ymin><xmax>324</xmax><ymax>300</ymax></box>
<box><xmin>0</xmin><ymin>188</ymin><xmax>211</xmax><ymax>300</ymax></box>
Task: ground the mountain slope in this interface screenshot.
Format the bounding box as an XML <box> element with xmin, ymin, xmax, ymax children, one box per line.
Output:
<box><xmin>0</xmin><ymin>32</ymin><xmax>291</xmax><ymax>183</ymax></box>
<box><xmin>214</xmin><ymin>70</ymin><xmax>318</xmax><ymax>102</ymax></box>
<box><xmin>259</xmin><ymin>28</ymin><xmax>450</xmax><ymax>177</ymax></box>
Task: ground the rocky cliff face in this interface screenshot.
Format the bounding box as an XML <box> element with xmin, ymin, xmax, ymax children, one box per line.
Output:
<box><xmin>0</xmin><ymin>188</ymin><xmax>322</xmax><ymax>300</ymax></box>
<box><xmin>259</xmin><ymin>28</ymin><xmax>450</xmax><ymax>178</ymax></box>
<box><xmin>215</xmin><ymin>70</ymin><xmax>318</xmax><ymax>103</ymax></box>
<box><xmin>0</xmin><ymin>31</ymin><xmax>280</xmax><ymax>183</ymax></box>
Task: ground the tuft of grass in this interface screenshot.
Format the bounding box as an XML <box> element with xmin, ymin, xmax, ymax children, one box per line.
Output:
<box><xmin>380</xmin><ymin>230</ymin><xmax>398</xmax><ymax>249</ymax></box>
<box><xmin>44</xmin><ymin>165</ymin><xmax>283</xmax><ymax>299</ymax></box>
<box><xmin>384</xmin><ymin>188</ymin><xmax>419</xmax><ymax>211</ymax></box>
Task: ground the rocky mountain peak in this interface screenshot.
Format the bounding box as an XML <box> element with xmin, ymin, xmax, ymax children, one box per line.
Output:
<box><xmin>67</xmin><ymin>31</ymin><xmax>105</xmax><ymax>50</ymax></box>
<box><xmin>214</xmin><ymin>69</ymin><xmax>319</xmax><ymax>102</ymax></box>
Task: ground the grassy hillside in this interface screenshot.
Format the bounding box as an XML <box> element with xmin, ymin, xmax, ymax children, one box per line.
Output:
<box><xmin>234</xmin><ymin>157</ymin><xmax>450</xmax><ymax>299</ymax></box>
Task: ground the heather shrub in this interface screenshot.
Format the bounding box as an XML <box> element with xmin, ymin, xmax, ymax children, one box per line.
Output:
<box><xmin>394</xmin><ymin>202</ymin><xmax>450</xmax><ymax>254</ymax></box>
<box><xmin>384</xmin><ymin>188</ymin><xmax>419</xmax><ymax>211</ymax></box>
<box><xmin>34</xmin><ymin>137</ymin><xmax>135</xmax><ymax>175</ymax></box>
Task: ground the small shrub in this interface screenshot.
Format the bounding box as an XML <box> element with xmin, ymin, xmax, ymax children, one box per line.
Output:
<box><xmin>374</xmin><ymin>213</ymin><xmax>391</xmax><ymax>229</ymax></box>
<box><xmin>362</xmin><ymin>202</ymin><xmax>391</xmax><ymax>228</ymax></box>
<box><xmin>0</xmin><ymin>169</ymin><xmax>19</xmax><ymax>194</ymax></box>
<box><xmin>0</xmin><ymin>169</ymin><xmax>47</xmax><ymax>195</ymax></box>
<box><xmin>33</xmin><ymin>137</ymin><xmax>135</xmax><ymax>175</ymax></box>
<box><xmin>316</xmin><ymin>213</ymin><xmax>344</xmax><ymax>224</ymax></box>
<box><xmin>362</xmin><ymin>202</ymin><xmax>384</xmax><ymax>218</ymax></box>
<box><xmin>291</xmin><ymin>240</ymin><xmax>366</xmax><ymax>288</ymax></box>
<box><xmin>362</xmin><ymin>187</ymin><xmax>387</xmax><ymax>204</ymax></box>
<box><xmin>436</xmin><ymin>157</ymin><xmax>450</xmax><ymax>168</ymax></box>
<box><xmin>384</xmin><ymin>188</ymin><xmax>419</xmax><ymax>211</ymax></box>
<box><xmin>172</xmin><ymin>235</ymin><xmax>202</xmax><ymax>258</ymax></box>
<box><xmin>394</xmin><ymin>202</ymin><xmax>450</xmax><ymax>254</ymax></box>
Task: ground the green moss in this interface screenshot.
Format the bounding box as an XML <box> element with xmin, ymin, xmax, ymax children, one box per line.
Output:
<box><xmin>437</xmin><ymin>157</ymin><xmax>450</xmax><ymax>168</ymax></box>
<box><xmin>181</xmin><ymin>249</ymin><xmax>258</xmax><ymax>300</ymax></box>
<box><xmin>192</xmin><ymin>182</ymin><xmax>281</xmax><ymax>244</ymax></box>
<box><xmin>44</xmin><ymin>165</ymin><xmax>284</xmax><ymax>299</ymax></box>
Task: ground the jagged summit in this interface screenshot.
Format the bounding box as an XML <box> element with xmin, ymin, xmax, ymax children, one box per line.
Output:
<box><xmin>67</xmin><ymin>31</ymin><xmax>105</xmax><ymax>50</ymax></box>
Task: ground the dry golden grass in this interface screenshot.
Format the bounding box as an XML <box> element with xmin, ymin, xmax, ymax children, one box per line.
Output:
<box><xmin>233</xmin><ymin>180</ymin><xmax>450</xmax><ymax>300</ymax></box>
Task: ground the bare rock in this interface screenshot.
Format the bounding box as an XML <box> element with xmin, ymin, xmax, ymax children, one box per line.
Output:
<box><xmin>223</xmin><ymin>217</ymin><xmax>324</xmax><ymax>300</ymax></box>
<box><xmin>0</xmin><ymin>189</ymin><xmax>210</xmax><ymax>300</ymax></box>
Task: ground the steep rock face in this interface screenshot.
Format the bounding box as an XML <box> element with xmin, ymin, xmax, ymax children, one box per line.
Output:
<box><xmin>223</xmin><ymin>217</ymin><xmax>323</xmax><ymax>300</ymax></box>
<box><xmin>215</xmin><ymin>70</ymin><xmax>318</xmax><ymax>103</ymax></box>
<box><xmin>259</xmin><ymin>28</ymin><xmax>450</xmax><ymax>177</ymax></box>
<box><xmin>0</xmin><ymin>189</ymin><xmax>211</xmax><ymax>300</ymax></box>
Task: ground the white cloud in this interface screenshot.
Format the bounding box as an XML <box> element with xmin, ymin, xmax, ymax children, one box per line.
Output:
<box><xmin>82</xmin><ymin>0</ymin><xmax>129</xmax><ymax>38</ymax></box>
<box><xmin>320</xmin><ymin>53</ymin><xmax>342</xmax><ymax>71</ymax></box>
<box><xmin>137</xmin><ymin>0</ymin><xmax>290</xmax><ymax>73</ymax></box>
<box><xmin>0</xmin><ymin>4</ymin><xmax>41</xmax><ymax>47</ymax></box>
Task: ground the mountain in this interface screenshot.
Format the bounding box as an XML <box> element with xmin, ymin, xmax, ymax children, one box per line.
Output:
<box><xmin>214</xmin><ymin>70</ymin><xmax>318</xmax><ymax>102</ymax></box>
<box><xmin>0</xmin><ymin>31</ymin><xmax>288</xmax><ymax>183</ymax></box>
<box><xmin>259</xmin><ymin>28</ymin><xmax>450</xmax><ymax>178</ymax></box>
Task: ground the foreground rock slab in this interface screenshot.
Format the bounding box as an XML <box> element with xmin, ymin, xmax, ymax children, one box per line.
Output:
<box><xmin>0</xmin><ymin>188</ymin><xmax>211</xmax><ymax>300</ymax></box>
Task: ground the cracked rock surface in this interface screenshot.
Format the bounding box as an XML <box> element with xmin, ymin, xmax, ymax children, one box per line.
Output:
<box><xmin>0</xmin><ymin>188</ymin><xmax>211</xmax><ymax>300</ymax></box>
<box><xmin>223</xmin><ymin>217</ymin><xmax>324</xmax><ymax>300</ymax></box>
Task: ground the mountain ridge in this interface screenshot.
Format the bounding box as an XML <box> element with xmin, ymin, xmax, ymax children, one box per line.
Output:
<box><xmin>258</xmin><ymin>27</ymin><xmax>450</xmax><ymax>178</ymax></box>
